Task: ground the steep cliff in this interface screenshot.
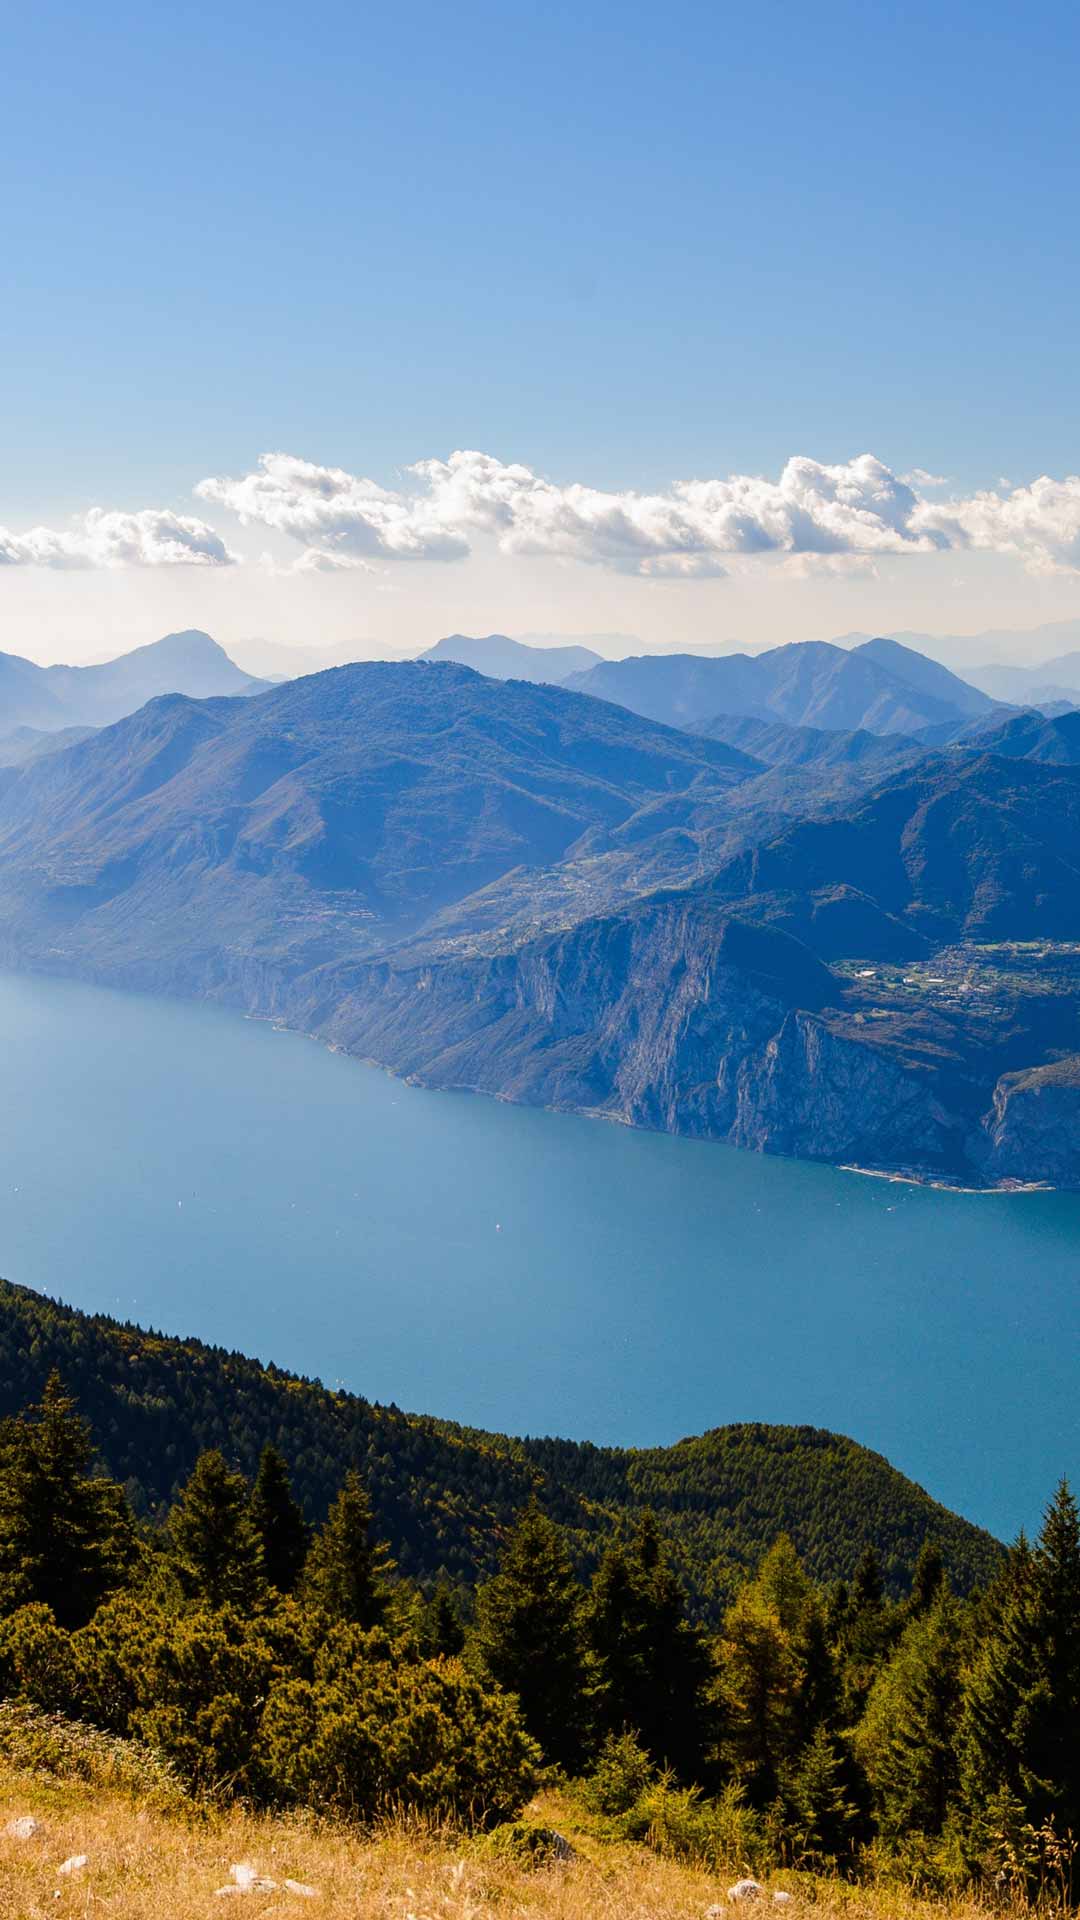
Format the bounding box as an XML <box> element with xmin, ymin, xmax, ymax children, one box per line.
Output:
<box><xmin>976</xmin><ymin>1056</ymin><xmax>1080</xmax><ymax>1185</ymax></box>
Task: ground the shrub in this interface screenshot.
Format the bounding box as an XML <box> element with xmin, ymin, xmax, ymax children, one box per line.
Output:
<box><xmin>581</xmin><ymin>1730</ymin><xmax>655</xmax><ymax>1814</ymax></box>
<box><xmin>0</xmin><ymin>1602</ymin><xmax>82</xmax><ymax>1714</ymax></box>
<box><xmin>260</xmin><ymin>1628</ymin><xmax>537</xmax><ymax>1826</ymax></box>
<box><xmin>0</xmin><ymin>1698</ymin><xmax>186</xmax><ymax>1808</ymax></box>
<box><xmin>621</xmin><ymin>1774</ymin><xmax>768</xmax><ymax>1877</ymax></box>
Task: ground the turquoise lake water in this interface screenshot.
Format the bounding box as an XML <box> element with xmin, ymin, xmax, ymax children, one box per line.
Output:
<box><xmin>0</xmin><ymin>966</ymin><xmax>1076</xmax><ymax>1543</ymax></box>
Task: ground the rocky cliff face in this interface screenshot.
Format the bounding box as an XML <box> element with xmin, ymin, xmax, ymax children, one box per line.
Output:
<box><xmin>257</xmin><ymin>899</ymin><xmax>966</xmax><ymax>1177</ymax></box>
<box><xmin>975</xmin><ymin>1058</ymin><xmax>1080</xmax><ymax>1185</ymax></box>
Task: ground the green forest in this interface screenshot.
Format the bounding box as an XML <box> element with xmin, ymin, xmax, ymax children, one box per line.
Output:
<box><xmin>0</xmin><ymin>1361</ymin><xmax>1077</xmax><ymax>1903</ymax></box>
<box><xmin>0</xmin><ymin>1279</ymin><xmax>1000</xmax><ymax>1612</ymax></box>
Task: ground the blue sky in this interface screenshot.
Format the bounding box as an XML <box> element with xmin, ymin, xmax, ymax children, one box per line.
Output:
<box><xmin>5</xmin><ymin>0</ymin><xmax>1080</xmax><ymax>660</ymax></box>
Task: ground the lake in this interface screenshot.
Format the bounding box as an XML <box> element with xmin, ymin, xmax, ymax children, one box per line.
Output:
<box><xmin>0</xmin><ymin>966</ymin><xmax>1076</xmax><ymax>1543</ymax></box>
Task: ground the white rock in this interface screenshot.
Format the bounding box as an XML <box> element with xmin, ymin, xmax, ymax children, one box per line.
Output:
<box><xmin>727</xmin><ymin>1881</ymin><xmax>764</xmax><ymax>1903</ymax></box>
<box><xmin>57</xmin><ymin>1855</ymin><xmax>88</xmax><ymax>1875</ymax></box>
<box><xmin>773</xmin><ymin>1896</ymin><xmax>794</xmax><ymax>1907</ymax></box>
<box><xmin>283</xmin><ymin>1882</ymin><xmax>320</xmax><ymax>1899</ymax></box>
<box><xmin>228</xmin><ymin>1863</ymin><xmax>278</xmax><ymax>1893</ymax></box>
<box><xmin>5</xmin><ymin>1816</ymin><xmax>40</xmax><ymax>1840</ymax></box>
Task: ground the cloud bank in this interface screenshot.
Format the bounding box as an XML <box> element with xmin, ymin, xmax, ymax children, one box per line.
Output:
<box><xmin>8</xmin><ymin>454</ymin><xmax>1080</xmax><ymax>579</ymax></box>
<box><xmin>0</xmin><ymin>508</ymin><xmax>236</xmax><ymax>570</ymax></box>
<box><xmin>196</xmin><ymin>449</ymin><xmax>1080</xmax><ymax>579</ymax></box>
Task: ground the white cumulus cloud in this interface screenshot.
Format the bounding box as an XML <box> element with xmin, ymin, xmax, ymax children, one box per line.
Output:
<box><xmin>196</xmin><ymin>452</ymin><xmax>468</xmax><ymax>563</ymax></box>
<box><xmin>0</xmin><ymin>508</ymin><xmax>236</xmax><ymax>569</ymax></box>
<box><xmin>196</xmin><ymin>448</ymin><xmax>954</xmax><ymax>577</ymax></box>
<box><xmin>913</xmin><ymin>474</ymin><xmax>1080</xmax><ymax>575</ymax></box>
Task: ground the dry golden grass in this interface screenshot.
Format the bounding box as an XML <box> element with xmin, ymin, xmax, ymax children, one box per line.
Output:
<box><xmin>0</xmin><ymin>1767</ymin><xmax>1025</xmax><ymax>1920</ymax></box>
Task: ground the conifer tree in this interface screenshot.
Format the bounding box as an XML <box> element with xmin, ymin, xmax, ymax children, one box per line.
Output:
<box><xmin>718</xmin><ymin>1579</ymin><xmax>801</xmax><ymax>1803</ymax></box>
<box><xmin>585</xmin><ymin>1512</ymin><xmax>712</xmax><ymax>1778</ymax></box>
<box><xmin>250</xmin><ymin>1445</ymin><xmax>309</xmax><ymax>1594</ymax></box>
<box><xmin>958</xmin><ymin>1535</ymin><xmax>1037</xmax><ymax>1846</ymax></box>
<box><xmin>907</xmin><ymin>1540</ymin><xmax>946</xmax><ymax>1619</ymax></box>
<box><xmin>1026</xmin><ymin>1479</ymin><xmax>1080</xmax><ymax>1827</ymax></box>
<box><xmin>0</xmin><ymin>1371</ymin><xmax>134</xmax><ymax>1628</ymax></box>
<box><xmin>858</xmin><ymin>1585</ymin><xmax>962</xmax><ymax>1840</ymax></box>
<box><xmin>755</xmin><ymin>1534</ymin><xmax>815</xmax><ymax>1632</ymax></box>
<box><xmin>851</xmin><ymin>1545</ymin><xmax>885</xmax><ymax>1614</ymax></box>
<box><xmin>472</xmin><ymin>1502</ymin><xmax>590</xmax><ymax>1769</ymax></box>
<box><xmin>302</xmin><ymin>1469</ymin><xmax>394</xmax><ymax>1626</ymax></box>
<box><xmin>168</xmin><ymin>1449</ymin><xmax>264</xmax><ymax>1611</ymax></box>
<box><xmin>420</xmin><ymin>1583</ymin><xmax>466</xmax><ymax>1657</ymax></box>
<box><xmin>959</xmin><ymin>1486</ymin><xmax>1080</xmax><ymax>1856</ymax></box>
<box><xmin>789</xmin><ymin>1725</ymin><xmax>859</xmax><ymax>1865</ymax></box>
<box><xmin>792</xmin><ymin>1599</ymin><xmax>840</xmax><ymax>1745</ymax></box>
<box><xmin>839</xmin><ymin>1544</ymin><xmax>895</xmax><ymax>1717</ymax></box>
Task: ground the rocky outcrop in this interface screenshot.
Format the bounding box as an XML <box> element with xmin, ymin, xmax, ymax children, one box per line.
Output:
<box><xmin>976</xmin><ymin>1057</ymin><xmax>1080</xmax><ymax>1186</ymax></box>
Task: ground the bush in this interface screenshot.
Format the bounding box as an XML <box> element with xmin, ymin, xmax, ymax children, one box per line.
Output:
<box><xmin>0</xmin><ymin>1698</ymin><xmax>186</xmax><ymax>1808</ymax></box>
<box><xmin>0</xmin><ymin>1603</ymin><xmax>82</xmax><ymax>1714</ymax></box>
<box><xmin>483</xmin><ymin>1821</ymin><xmax>573</xmax><ymax>1867</ymax></box>
<box><xmin>260</xmin><ymin>1626</ymin><xmax>538</xmax><ymax>1826</ymax></box>
<box><xmin>581</xmin><ymin>1731</ymin><xmax>655</xmax><ymax>1814</ymax></box>
<box><xmin>620</xmin><ymin>1774</ymin><xmax>768</xmax><ymax>1877</ymax></box>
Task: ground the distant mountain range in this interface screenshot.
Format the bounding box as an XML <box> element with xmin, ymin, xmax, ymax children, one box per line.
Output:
<box><xmin>1</xmin><ymin>653</ymin><xmax>1079</xmax><ymax>1187</ymax></box>
<box><xmin>830</xmin><ymin>617</ymin><xmax>1080</xmax><ymax>675</ymax></box>
<box><xmin>564</xmin><ymin>636</ymin><xmax>998</xmax><ymax>734</ymax></box>
<box><xmin>422</xmin><ymin>632</ymin><xmax>604</xmax><ymax>680</ymax></box>
<box><xmin>0</xmin><ymin>629</ymin><xmax>267</xmax><ymax>733</ymax></box>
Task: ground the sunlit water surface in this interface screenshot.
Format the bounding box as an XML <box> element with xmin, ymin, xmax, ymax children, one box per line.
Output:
<box><xmin>0</xmin><ymin>967</ymin><xmax>1077</xmax><ymax>1541</ymax></box>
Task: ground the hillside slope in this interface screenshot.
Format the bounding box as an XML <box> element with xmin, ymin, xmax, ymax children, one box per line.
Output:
<box><xmin>0</xmin><ymin>1280</ymin><xmax>1002</xmax><ymax>1610</ymax></box>
<box><xmin>0</xmin><ymin>631</ymin><xmax>266</xmax><ymax>730</ymax></box>
<box><xmin>0</xmin><ymin>661</ymin><xmax>757</xmax><ymax>980</ymax></box>
<box><xmin>565</xmin><ymin>640</ymin><xmax>995</xmax><ymax>734</ymax></box>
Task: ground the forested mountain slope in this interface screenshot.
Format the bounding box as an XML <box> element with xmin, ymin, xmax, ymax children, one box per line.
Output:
<box><xmin>0</xmin><ymin>1280</ymin><xmax>1001</xmax><ymax>1612</ymax></box>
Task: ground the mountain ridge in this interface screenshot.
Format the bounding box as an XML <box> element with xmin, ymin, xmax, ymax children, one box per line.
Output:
<box><xmin>0</xmin><ymin>629</ymin><xmax>267</xmax><ymax>731</ymax></box>
<box><xmin>564</xmin><ymin>638</ymin><xmax>997</xmax><ymax>735</ymax></box>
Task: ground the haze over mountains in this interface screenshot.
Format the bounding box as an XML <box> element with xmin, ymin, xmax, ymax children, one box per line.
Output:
<box><xmin>0</xmin><ymin>629</ymin><xmax>266</xmax><ymax>732</ymax></box>
<box><xmin>564</xmin><ymin>637</ymin><xmax>997</xmax><ymax>734</ymax></box>
<box><xmin>1</xmin><ymin>635</ymin><xmax>1079</xmax><ymax>1188</ymax></box>
<box><xmin>423</xmin><ymin>633</ymin><xmax>604</xmax><ymax>680</ymax></box>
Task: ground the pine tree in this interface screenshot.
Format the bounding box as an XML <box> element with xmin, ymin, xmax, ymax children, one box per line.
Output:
<box><xmin>792</xmin><ymin>1600</ymin><xmax>840</xmax><ymax>1745</ymax></box>
<box><xmin>250</xmin><ymin>1445</ymin><xmax>309</xmax><ymax>1594</ymax></box>
<box><xmin>839</xmin><ymin>1544</ymin><xmax>895</xmax><ymax>1718</ymax></box>
<box><xmin>585</xmin><ymin>1512</ymin><xmax>712</xmax><ymax>1778</ymax></box>
<box><xmin>851</xmin><ymin>1545</ymin><xmax>885</xmax><ymax>1614</ymax></box>
<box><xmin>858</xmin><ymin>1586</ymin><xmax>962</xmax><ymax>1839</ymax></box>
<box><xmin>718</xmin><ymin>1581</ymin><xmax>801</xmax><ymax>1804</ymax></box>
<box><xmin>302</xmin><ymin>1469</ymin><xmax>394</xmax><ymax>1627</ymax></box>
<box><xmin>907</xmin><ymin>1540</ymin><xmax>946</xmax><ymax>1619</ymax></box>
<box><xmin>420</xmin><ymin>1584</ymin><xmax>466</xmax><ymax>1657</ymax></box>
<box><xmin>788</xmin><ymin>1725</ymin><xmax>859</xmax><ymax>1865</ymax></box>
<box><xmin>755</xmin><ymin>1534</ymin><xmax>815</xmax><ymax>1632</ymax></box>
<box><xmin>959</xmin><ymin>1487</ymin><xmax>1080</xmax><ymax>1859</ymax></box>
<box><xmin>0</xmin><ymin>1372</ymin><xmax>134</xmax><ymax>1628</ymax></box>
<box><xmin>472</xmin><ymin>1503</ymin><xmax>590</xmax><ymax>1769</ymax></box>
<box><xmin>1025</xmin><ymin>1479</ymin><xmax>1080</xmax><ymax>1828</ymax></box>
<box><xmin>168</xmin><ymin>1449</ymin><xmax>264</xmax><ymax>1611</ymax></box>
<box><xmin>958</xmin><ymin>1535</ymin><xmax>1037</xmax><ymax>1846</ymax></box>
